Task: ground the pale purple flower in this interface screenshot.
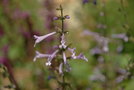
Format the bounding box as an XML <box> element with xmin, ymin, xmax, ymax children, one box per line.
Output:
<box><xmin>76</xmin><ymin>53</ymin><xmax>88</xmax><ymax>62</ymax></box>
<box><xmin>68</xmin><ymin>48</ymin><xmax>88</xmax><ymax>61</ymax></box>
<box><xmin>112</xmin><ymin>33</ymin><xmax>128</xmax><ymax>42</ymax></box>
<box><xmin>117</xmin><ymin>45</ymin><xmax>123</xmax><ymax>53</ymax></box>
<box><xmin>59</xmin><ymin>34</ymin><xmax>67</xmax><ymax>49</ymax></box>
<box><xmin>34</xmin><ymin>32</ymin><xmax>56</xmax><ymax>47</ymax></box>
<box><xmin>90</xmin><ymin>47</ymin><xmax>102</xmax><ymax>55</ymax></box>
<box><xmin>115</xmin><ymin>75</ymin><xmax>125</xmax><ymax>83</ymax></box>
<box><xmin>63</xmin><ymin>52</ymin><xmax>67</xmax><ymax>64</ymax></box>
<box><xmin>59</xmin><ymin>63</ymin><xmax>63</xmax><ymax>74</ymax></box>
<box><xmin>33</xmin><ymin>51</ymin><xmax>50</xmax><ymax>62</ymax></box>
<box><xmin>68</xmin><ymin>48</ymin><xmax>77</xmax><ymax>59</ymax></box>
<box><xmin>64</xmin><ymin>15</ymin><xmax>70</xmax><ymax>19</ymax></box>
<box><xmin>45</xmin><ymin>50</ymin><xmax>59</xmax><ymax>66</ymax></box>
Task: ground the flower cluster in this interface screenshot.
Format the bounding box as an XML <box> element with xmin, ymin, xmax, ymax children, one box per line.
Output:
<box><xmin>33</xmin><ymin>5</ymin><xmax>88</xmax><ymax>75</ymax></box>
<box><xmin>83</xmin><ymin>30</ymin><xmax>109</xmax><ymax>55</ymax></box>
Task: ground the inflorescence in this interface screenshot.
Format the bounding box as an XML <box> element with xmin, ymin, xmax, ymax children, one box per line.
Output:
<box><xmin>33</xmin><ymin>5</ymin><xmax>88</xmax><ymax>75</ymax></box>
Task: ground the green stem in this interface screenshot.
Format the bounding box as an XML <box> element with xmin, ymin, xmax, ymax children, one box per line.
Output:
<box><xmin>59</xmin><ymin>5</ymin><xmax>66</xmax><ymax>90</ymax></box>
<box><xmin>60</xmin><ymin>5</ymin><xmax>64</xmax><ymax>33</ymax></box>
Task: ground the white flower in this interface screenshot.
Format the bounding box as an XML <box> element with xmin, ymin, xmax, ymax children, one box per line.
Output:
<box><xmin>34</xmin><ymin>32</ymin><xmax>56</xmax><ymax>47</ymax></box>
<box><xmin>83</xmin><ymin>30</ymin><xmax>109</xmax><ymax>52</ymax></box>
<box><xmin>45</xmin><ymin>50</ymin><xmax>59</xmax><ymax>66</ymax></box>
<box><xmin>33</xmin><ymin>51</ymin><xmax>50</xmax><ymax>62</ymax></box>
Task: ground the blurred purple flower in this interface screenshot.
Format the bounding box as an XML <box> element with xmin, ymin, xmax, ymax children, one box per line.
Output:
<box><xmin>112</xmin><ymin>33</ymin><xmax>128</xmax><ymax>42</ymax></box>
<box><xmin>83</xmin><ymin>30</ymin><xmax>109</xmax><ymax>53</ymax></box>
<box><xmin>90</xmin><ymin>47</ymin><xmax>103</xmax><ymax>55</ymax></box>
<box><xmin>117</xmin><ymin>45</ymin><xmax>123</xmax><ymax>53</ymax></box>
<box><xmin>59</xmin><ymin>63</ymin><xmax>63</xmax><ymax>74</ymax></box>
<box><xmin>76</xmin><ymin>53</ymin><xmax>88</xmax><ymax>62</ymax></box>
<box><xmin>63</xmin><ymin>52</ymin><xmax>67</xmax><ymax>64</ymax></box>
<box><xmin>82</xmin><ymin>0</ymin><xmax>89</xmax><ymax>4</ymax></box>
<box><xmin>53</xmin><ymin>16</ymin><xmax>59</xmax><ymax>20</ymax></box>
<box><xmin>64</xmin><ymin>15</ymin><xmax>70</xmax><ymax>19</ymax></box>
<box><xmin>89</xmin><ymin>68</ymin><xmax>106</xmax><ymax>82</ymax></box>
<box><xmin>82</xmin><ymin>0</ymin><xmax>97</xmax><ymax>5</ymax></box>
<box><xmin>45</xmin><ymin>50</ymin><xmax>59</xmax><ymax>66</ymax></box>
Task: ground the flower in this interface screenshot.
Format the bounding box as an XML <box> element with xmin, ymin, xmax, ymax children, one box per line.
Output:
<box><xmin>34</xmin><ymin>32</ymin><xmax>56</xmax><ymax>47</ymax></box>
<box><xmin>33</xmin><ymin>51</ymin><xmax>50</xmax><ymax>62</ymax></box>
<box><xmin>83</xmin><ymin>30</ymin><xmax>109</xmax><ymax>52</ymax></box>
<box><xmin>68</xmin><ymin>48</ymin><xmax>88</xmax><ymax>61</ymax></box>
<box><xmin>59</xmin><ymin>34</ymin><xmax>67</xmax><ymax>49</ymax></box>
<box><xmin>65</xmin><ymin>62</ymin><xmax>71</xmax><ymax>72</ymax></box>
<box><xmin>64</xmin><ymin>15</ymin><xmax>70</xmax><ymax>19</ymax></box>
<box><xmin>45</xmin><ymin>50</ymin><xmax>59</xmax><ymax>66</ymax></box>
<box><xmin>59</xmin><ymin>63</ymin><xmax>63</xmax><ymax>74</ymax></box>
<box><xmin>112</xmin><ymin>33</ymin><xmax>128</xmax><ymax>42</ymax></box>
<box><xmin>76</xmin><ymin>53</ymin><xmax>88</xmax><ymax>62</ymax></box>
<box><xmin>53</xmin><ymin>16</ymin><xmax>59</xmax><ymax>20</ymax></box>
<box><xmin>90</xmin><ymin>47</ymin><xmax>102</xmax><ymax>55</ymax></box>
<box><xmin>68</xmin><ymin>48</ymin><xmax>77</xmax><ymax>59</ymax></box>
<box><xmin>63</xmin><ymin>52</ymin><xmax>67</xmax><ymax>64</ymax></box>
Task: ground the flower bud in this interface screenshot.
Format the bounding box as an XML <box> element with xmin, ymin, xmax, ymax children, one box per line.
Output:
<box><xmin>64</xmin><ymin>15</ymin><xmax>70</xmax><ymax>19</ymax></box>
<box><xmin>53</xmin><ymin>16</ymin><xmax>59</xmax><ymax>20</ymax></box>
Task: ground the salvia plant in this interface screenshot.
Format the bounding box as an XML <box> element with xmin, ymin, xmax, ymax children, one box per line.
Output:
<box><xmin>33</xmin><ymin>5</ymin><xmax>88</xmax><ymax>89</ymax></box>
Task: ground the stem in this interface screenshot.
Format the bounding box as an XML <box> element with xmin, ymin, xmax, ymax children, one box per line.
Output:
<box><xmin>102</xmin><ymin>0</ymin><xmax>107</xmax><ymax>36</ymax></box>
<box><xmin>60</xmin><ymin>5</ymin><xmax>64</xmax><ymax>33</ymax></box>
<box><xmin>59</xmin><ymin>5</ymin><xmax>66</xmax><ymax>90</ymax></box>
<box><xmin>120</xmin><ymin>0</ymin><xmax>129</xmax><ymax>32</ymax></box>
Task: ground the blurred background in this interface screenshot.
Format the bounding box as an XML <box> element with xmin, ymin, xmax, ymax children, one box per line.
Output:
<box><xmin>0</xmin><ymin>0</ymin><xmax>134</xmax><ymax>90</ymax></box>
